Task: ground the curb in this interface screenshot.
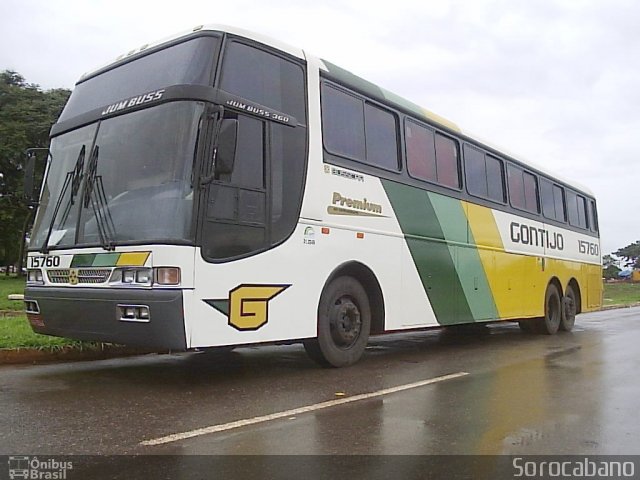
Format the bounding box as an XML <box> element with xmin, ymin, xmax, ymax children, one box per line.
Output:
<box><xmin>0</xmin><ymin>346</ymin><xmax>167</xmax><ymax>365</ymax></box>
<box><xmin>600</xmin><ymin>302</ymin><xmax>640</xmax><ymax>311</ymax></box>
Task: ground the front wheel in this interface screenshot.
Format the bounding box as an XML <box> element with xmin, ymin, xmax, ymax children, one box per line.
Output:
<box><xmin>304</xmin><ymin>276</ymin><xmax>371</xmax><ymax>368</ymax></box>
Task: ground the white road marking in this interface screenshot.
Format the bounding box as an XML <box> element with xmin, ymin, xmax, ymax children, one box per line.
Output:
<box><xmin>141</xmin><ymin>371</ymin><xmax>469</xmax><ymax>446</ymax></box>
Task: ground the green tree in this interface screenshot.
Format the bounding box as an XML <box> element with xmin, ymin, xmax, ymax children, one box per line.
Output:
<box><xmin>615</xmin><ymin>241</ymin><xmax>640</xmax><ymax>269</ymax></box>
<box><xmin>0</xmin><ymin>70</ymin><xmax>70</xmax><ymax>274</ymax></box>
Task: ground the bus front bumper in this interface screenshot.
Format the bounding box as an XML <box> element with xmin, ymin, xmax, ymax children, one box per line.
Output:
<box><xmin>24</xmin><ymin>287</ymin><xmax>187</xmax><ymax>350</ymax></box>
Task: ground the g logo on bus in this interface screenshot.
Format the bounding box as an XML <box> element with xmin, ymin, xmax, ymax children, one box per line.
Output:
<box><xmin>204</xmin><ymin>284</ymin><xmax>290</xmax><ymax>331</ymax></box>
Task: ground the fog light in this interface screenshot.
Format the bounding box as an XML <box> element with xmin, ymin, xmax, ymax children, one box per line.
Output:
<box><xmin>154</xmin><ymin>267</ymin><xmax>180</xmax><ymax>285</ymax></box>
<box><xmin>118</xmin><ymin>304</ymin><xmax>151</xmax><ymax>323</ymax></box>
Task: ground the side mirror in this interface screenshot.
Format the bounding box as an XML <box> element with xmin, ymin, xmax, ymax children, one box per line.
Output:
<box><xmin>215</xmin><ymin>119</ymin><xmax>238</xmax><ymax>176</ymax></box>
<box><xmin>24</xmin><ymin>150</ymin><xmax>38</xmax><ymax>204</ymax></box>
<box><xmin>24</xmin><ymin>148</ymin><xmax>49</xmax><ymax>205</ymax></box>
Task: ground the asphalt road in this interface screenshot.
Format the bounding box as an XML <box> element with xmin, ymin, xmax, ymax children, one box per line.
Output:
<box><xmin>2</xmin><ymin>307</ymin><xmax>639</xmax><ymax>459</ymax></box>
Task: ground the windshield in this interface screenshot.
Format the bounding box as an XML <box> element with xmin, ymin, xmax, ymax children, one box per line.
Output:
<box><xmin>60</xmin><ymin>35</ymin><xmax>219</xmax><ymax>121</ymax></box>
<box><xmin>30</xmin><ymin>101</ymin><xmax>204</xmax><ymax>251</ymax></box>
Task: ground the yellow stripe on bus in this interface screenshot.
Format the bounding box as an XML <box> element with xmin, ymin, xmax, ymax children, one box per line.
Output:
<box><xmin>116</xmin><ymin>251</ymin><xmax>151</xmax><ymax>266</ymax></box>
<box><xmin>464</xmin><ymin>202</ymin><xmax>541</xmax><ymax>319</ymax></box>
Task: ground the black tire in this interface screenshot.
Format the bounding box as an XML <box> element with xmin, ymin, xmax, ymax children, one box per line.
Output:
<box><xmin>303</xmin><ymin>276</ymin><xmax>371</xmax><ymax>368</ymax></box>
<box><xmin>534</xmin><ymin>283</ymin><xmax>561</xmax><ymax>335</ymax></box>
<box><xmin>560</xmin><ymin>284</ymin><xmax>577</xmax><ymax>332</ymax></box>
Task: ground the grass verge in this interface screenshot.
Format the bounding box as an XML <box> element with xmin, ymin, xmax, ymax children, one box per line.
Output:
<box><xmin>0</xmin><ymin>314</ymin><xmax>100</xmax><ymax>350</ymax></box>
<box><xmin>0</xmin><ymin>275</ymin><xmax>26</xmax><ymax>311</ymax></box>
<box><xmin>603</xmin><ymin>282</ymin><xmax>640</xmax><ymax>307</ymax></box>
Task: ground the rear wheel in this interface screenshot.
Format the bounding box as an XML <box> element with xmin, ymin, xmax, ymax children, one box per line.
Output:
<box><xmin>304</xmin><ymin>276</ymin><xmax>371</xmax><ymax>368</ymax></box>
<box><xmin>534</xmin><ymin>283</ymin><xmax>561</xmax><ymax>335</ymax></box>
<box><xmin>560</xmin><ymin>284</ymin><xmax>577</xmax><ymax>332</ymax></box>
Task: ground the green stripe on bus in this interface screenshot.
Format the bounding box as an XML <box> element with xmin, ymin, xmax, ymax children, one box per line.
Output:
<box><xmin>91</xmin><ymin>253</ymin><xmax>121</xmax><ymax>267</ymax></box>
<box><xmin>382</xmin><ymin>180</ymin><xmax>474</xmax><ymax>325</ymax></box>
<box><xmin>70</xmin><ymin>254</ymin><xmax>97</xmax><ymax>267</ymax></box>
<box><xmin>429</xmin><ymin>194</ymin><xmax>499</xmax><ymax>321</ymax></box>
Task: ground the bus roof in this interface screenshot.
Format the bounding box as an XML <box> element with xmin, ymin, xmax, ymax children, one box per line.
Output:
<box><xmin>79</xmin><ymin>25</ymin><xmax>594</xmax><ymax>197</ymax></box>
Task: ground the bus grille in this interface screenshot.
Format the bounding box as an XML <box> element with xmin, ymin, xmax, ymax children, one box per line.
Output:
<box><xmin>47</xmin><ymin>268</ymin><xmax>112</xmax><ymax>284</ymax></box>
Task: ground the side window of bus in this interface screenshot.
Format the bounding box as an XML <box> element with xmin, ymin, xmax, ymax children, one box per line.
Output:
<box><xmin>406</xmin><ymin>120</ymin><xmax>437</xmax><ymax>183</ymax></box>
<box><xmin>434</xmin><ymin>133</ymin><xmax>461</xmax><ymax>189</ymax></box>
<box><xmin>321</xmin><ymin>83</ymin><xmax>399</xmax><ymax>171</ymax></box>
<box><xmin>321</xmin><ymin>85</ymin><xmax>365</xmax><ymax>161</ymax></box>
<box><xmin>540</xmin><ymin>179</ymin><xmax>566</xmax><ymax>223</ymax></box>
<box><xmin>364</xmin><ymin>103</ymin><xmax>399</xmax><ymax>170</ymax></box>
<box><xmin>464</xmin><ymin>145</ymin><xmax>504</xmax><ymax>202</ymax></box>
<box><xmin>220</xmin><ymin>41</ymin><xmax>306</xmax><ymax>122</ymax></box>
<box><xmin>567</xmin><ymin>190</ymin><xmax>588</xmax><ymax>229</ymax></box>
<box><xmin>508</xmin><ymin>164</ymin><xmax>539</xmax><ymax>213</ymax></box>
<box><xmin>588</xmin><ymin>199</ymin><xmax>599</xmax><ymax>233</ymax></box>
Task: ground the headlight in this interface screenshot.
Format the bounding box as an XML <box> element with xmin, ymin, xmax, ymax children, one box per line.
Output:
<box><xmin>110</xmin><ymin>268</ymin><xmax>153</xmax><ymax>286</ymax></box>
<box><xmin>27</xmin><ymin>269</ymin><xmax>44</xmax><ymax>284</ymax></box>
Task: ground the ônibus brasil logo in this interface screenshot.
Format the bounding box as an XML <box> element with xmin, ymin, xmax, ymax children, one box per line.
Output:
<box><xmin>8</xmin><ymin>456</ymin><xmax>73</xmax><ymax>479</ymax></box>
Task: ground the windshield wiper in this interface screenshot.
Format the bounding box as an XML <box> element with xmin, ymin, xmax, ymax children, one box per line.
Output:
<box><xmin>83</xmin><ymin>145</ymin><xmax>116</xmax><ymax>251</ymax></box>
<box><xmin>40</xmin><ymin>145</ymin><xmax>85</xmax><ymax>253</ymax></box>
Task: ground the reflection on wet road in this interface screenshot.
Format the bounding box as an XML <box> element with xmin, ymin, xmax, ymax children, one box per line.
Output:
<box><xmin>1</xmin><ymin>308</ymin><xmax>639</xmax><ymax>455</ymax></box>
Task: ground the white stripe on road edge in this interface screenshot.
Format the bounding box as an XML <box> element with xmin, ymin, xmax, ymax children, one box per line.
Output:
<box><xmin>141</xmin><ymin>371</ymin><xmax>469</xmax><ymax>446</ymax></box>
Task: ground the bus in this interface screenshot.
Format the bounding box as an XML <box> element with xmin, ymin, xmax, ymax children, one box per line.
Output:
<box><xmin>24</xmin><ymin>25</ymin><xmax>602</xmax><ymax>367</ymax></box>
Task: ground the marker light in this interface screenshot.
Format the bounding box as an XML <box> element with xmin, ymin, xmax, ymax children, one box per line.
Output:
<box><xmin>154</xmin><ymin>267</ymin><xmax>180</xmax><ymax>285</ymax></box>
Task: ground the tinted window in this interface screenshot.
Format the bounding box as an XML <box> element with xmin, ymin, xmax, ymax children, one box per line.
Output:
<box><xmin>508</xmin><ymin>165</ymin><xmax>538</xmax><ymax>212</ymax></box>
<box><xmin>486</xmin><ymin>155</ymin><xmax>505</xmax><ymax>202</ymax></box>
<box><xmin>270</xmin><ymin>122</ymin><xmax>307</xmax><ymax>243</ymax></box>
<box><xmin>435</xmin><ymin>133</ymin><xmax>460</xmax><ymax>189</ymax></box>
<box><xmin>61</xmin><ymin>36</ymin><xmax>219</xmax><ymax>121</ymax></box>
<box><xmin>465</xmin><ymin>145</ymin><xmax>504</xmax><ymax>202</ymax></box>
<box><xmin>541</xmin><ymin>178</ymin><xmax>566</xmax><ymax>222</ymax></box>
<box><xmin>406</xmin><ymin>121</ymin><xmax>437</xmax><ymax>182</ymax></box>
<box><xmin>364</xmin><ymin>103</ymin><xmax>399</xmax><ymax>170</ymax></box>
<box><xmin>589</xmin><ymin>200</ymin><xmax>599</xmax><ymax>232</ymax></box>
<box><xmin>553</xmin><ymin>185</ymin><xmax>566</xmax><ymax>222</ymax></box>
<box><xmin>230</xmin><ymin>115</ymin><xmax>264</xmax><ymax>189</ymax></box>
<box><xmin>523</xmin><ymin>172</ymin><xmax>539</xmax><ymax>213</ymax></box>
<box><xmin>465</xmin><ymin>145</ymin><xmax>486</xmax><ymax>197</ymax></box>
<box><xmin>508</xmin><ymin>165</ymin><xmax>525</xmax><ymax>209</ymax></box>
<box><xmin>321</xmin><ymin>85</ymin><xmax>365</xmax><ymax>161</ymax></box>
<box><xmin>567</xmin><ymin>191</ymin><xmax>588</xmax><ymax>229</ymax></box>
<box><xmin>221</xmin><ymin>42</ymin><xmax>306</xmax><ymax>121</ymax></box>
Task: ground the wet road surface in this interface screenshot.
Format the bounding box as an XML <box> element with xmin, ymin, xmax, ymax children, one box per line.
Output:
<box><xmin>2</xmin><ymin>307</ymin><xmax>639</xmax><ymax>456</ymax></box>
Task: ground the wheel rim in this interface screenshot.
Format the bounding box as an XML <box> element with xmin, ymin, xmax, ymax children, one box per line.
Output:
<box><xmin>329</xmin><ymin>296</ymin><xmax>362</xmax><ymax>349</ymax></box>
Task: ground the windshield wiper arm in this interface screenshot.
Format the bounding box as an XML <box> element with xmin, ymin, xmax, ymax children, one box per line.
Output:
<box><xmin>83</xmin><ymin>145</ymin><xmax>116</xmax><ymax>251</ymax></box>
<box><xmin>40</xmin><ymin>146</ymin><xmax>85</xmax><ymax>253</ymax></box>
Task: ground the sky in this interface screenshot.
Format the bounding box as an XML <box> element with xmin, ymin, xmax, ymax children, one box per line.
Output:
<box><xmin>1</xmin><ymin>0</ymin><xmax>638</xmax><ymax>255</ymax></box>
